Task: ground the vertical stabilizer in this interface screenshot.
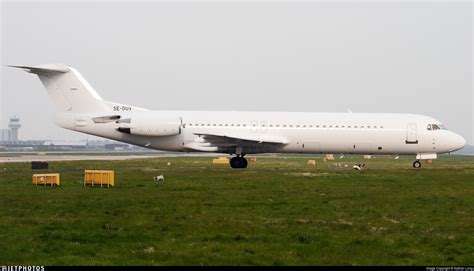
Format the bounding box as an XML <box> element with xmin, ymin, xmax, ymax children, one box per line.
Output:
<box><xmin>9</xmin><ymin>64</ymin><xmax>109</xmax><ymax>113</ymax></box>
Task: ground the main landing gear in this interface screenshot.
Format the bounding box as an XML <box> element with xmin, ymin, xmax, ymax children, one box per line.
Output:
<box><xmin>412</xmin><ymin>160</ymin><xmax>422</xmax><ymax>168</ymax></box>
<box><xmin>230</xmin><ymin>155</ymin><xmax>248</xmax><ymax>169</ymax></box>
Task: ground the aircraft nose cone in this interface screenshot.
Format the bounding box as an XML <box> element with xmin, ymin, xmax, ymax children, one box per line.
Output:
<box><xmin>450</xmin><ymin>133</ymin><xmax>466</xmax><ymax>152</ymax></box>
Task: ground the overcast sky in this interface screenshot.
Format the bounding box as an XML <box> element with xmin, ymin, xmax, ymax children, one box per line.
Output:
<box><xmin>1</xmin><ymin>1</ymin><xmax>472</xmax><ymax>144</ymax></box>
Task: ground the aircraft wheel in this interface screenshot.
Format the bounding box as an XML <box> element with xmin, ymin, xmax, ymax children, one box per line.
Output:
<box><xmin>413</xmin><ymin>160</ymin><xmax>421</xmax><ymax>168</ymax></box>
<box><xmin>230</xmin><ymin>157</ymin><xmax>247</xmax><ymax>168</ymax></box>
<box><xmin>230</xmin><ymin>157</ymin><xmax>242</xmax><ymax>168</ymax></box>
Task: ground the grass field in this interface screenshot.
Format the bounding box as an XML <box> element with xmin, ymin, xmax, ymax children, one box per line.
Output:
<box><xmin>0</xmin><ymin>155</ymin><xmax>473</xmax><ymax>266</ymax></box>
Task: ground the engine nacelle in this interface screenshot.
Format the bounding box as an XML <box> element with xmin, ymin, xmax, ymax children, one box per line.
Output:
<box><xmin>117</xmin><ymin>113</ymin><xmax>181</xmax><ymax>137</ymax></box>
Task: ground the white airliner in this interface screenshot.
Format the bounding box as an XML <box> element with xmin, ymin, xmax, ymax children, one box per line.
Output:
<box><xmin>10</xmin><ymin>64</ymin><xmax>466</xmax><ymax>168</ymax></box>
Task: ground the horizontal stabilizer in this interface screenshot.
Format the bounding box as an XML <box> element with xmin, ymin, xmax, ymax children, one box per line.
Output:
<box><xmin>8</xmin><ymin>64</ymin><xmax>69</xmax><ymax>74</ymax></box>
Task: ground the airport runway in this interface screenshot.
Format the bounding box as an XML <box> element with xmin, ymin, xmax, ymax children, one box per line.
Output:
<box><xmin>0</xmin><ymin>152</ymin><xmax>215</xmax><ymax>163</ymax></box>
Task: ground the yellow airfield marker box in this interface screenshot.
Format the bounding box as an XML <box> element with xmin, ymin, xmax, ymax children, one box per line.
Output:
<box><xmin>84</xmin><ymin>170</ymin><xmax>115</xmax><ymax>187</ymax></box>
<box><xmin>32</xmin><ymin>174</ymin><xmax>60</xmax><ymax>186</ymax></box>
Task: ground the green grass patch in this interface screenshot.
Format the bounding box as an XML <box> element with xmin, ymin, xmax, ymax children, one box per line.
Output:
<box><xmin>0</xmin><ymin>155</ymin><xmax>473</xmax><ymax>265</ymax></box>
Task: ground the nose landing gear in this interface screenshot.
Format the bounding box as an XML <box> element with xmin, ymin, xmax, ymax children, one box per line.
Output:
<box><xmin>230</xmin><ymin>155</ymin><xmax>248</xmax><ymax>169</ymax></box>
<box><xmin>413</xmin><ymin>160</ymin><xmax>421</xmax><ymax>168</ymax></box>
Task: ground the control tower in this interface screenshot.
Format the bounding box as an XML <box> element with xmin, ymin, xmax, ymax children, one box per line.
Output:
<box><xmin>8</xmin><ymin>116</ymin><xmax>21</xmax><ymax>141</ymax></box>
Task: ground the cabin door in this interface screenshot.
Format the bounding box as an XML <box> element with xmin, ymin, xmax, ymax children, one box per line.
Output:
<box><xmin>406</xmin><ymin>123</ymin><xmax>418</xmax><ymax>144</ymax></box>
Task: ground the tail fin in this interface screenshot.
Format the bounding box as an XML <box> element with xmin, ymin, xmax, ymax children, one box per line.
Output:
<box><xmin>9</xmin><ymin>64</ymin><xmax>110</xmax><ymax>113</ymax></box>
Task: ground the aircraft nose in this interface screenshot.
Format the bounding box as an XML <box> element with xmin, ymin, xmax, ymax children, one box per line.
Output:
<box><xmin>449</xmin><ymin>133</ymin><xmax>466</xmax><ymax>152</ymax></box>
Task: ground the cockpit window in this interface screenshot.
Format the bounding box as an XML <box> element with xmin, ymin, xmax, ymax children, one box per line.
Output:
<box><xmin>427</xmin><ymin>123</ymin><xmax>448</xmax><ymax>131</ymax></box>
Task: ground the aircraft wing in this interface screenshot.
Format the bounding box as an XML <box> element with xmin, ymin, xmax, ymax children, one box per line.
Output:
<box><xmin>183</xmin><ymin>132</ymin><xmax>288</xmax><ymax>152</ymax></box>
<box><xmin>193</xmin><ymin>132</ymin><xmax>288</xmax><ymax>145</ymax></box>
